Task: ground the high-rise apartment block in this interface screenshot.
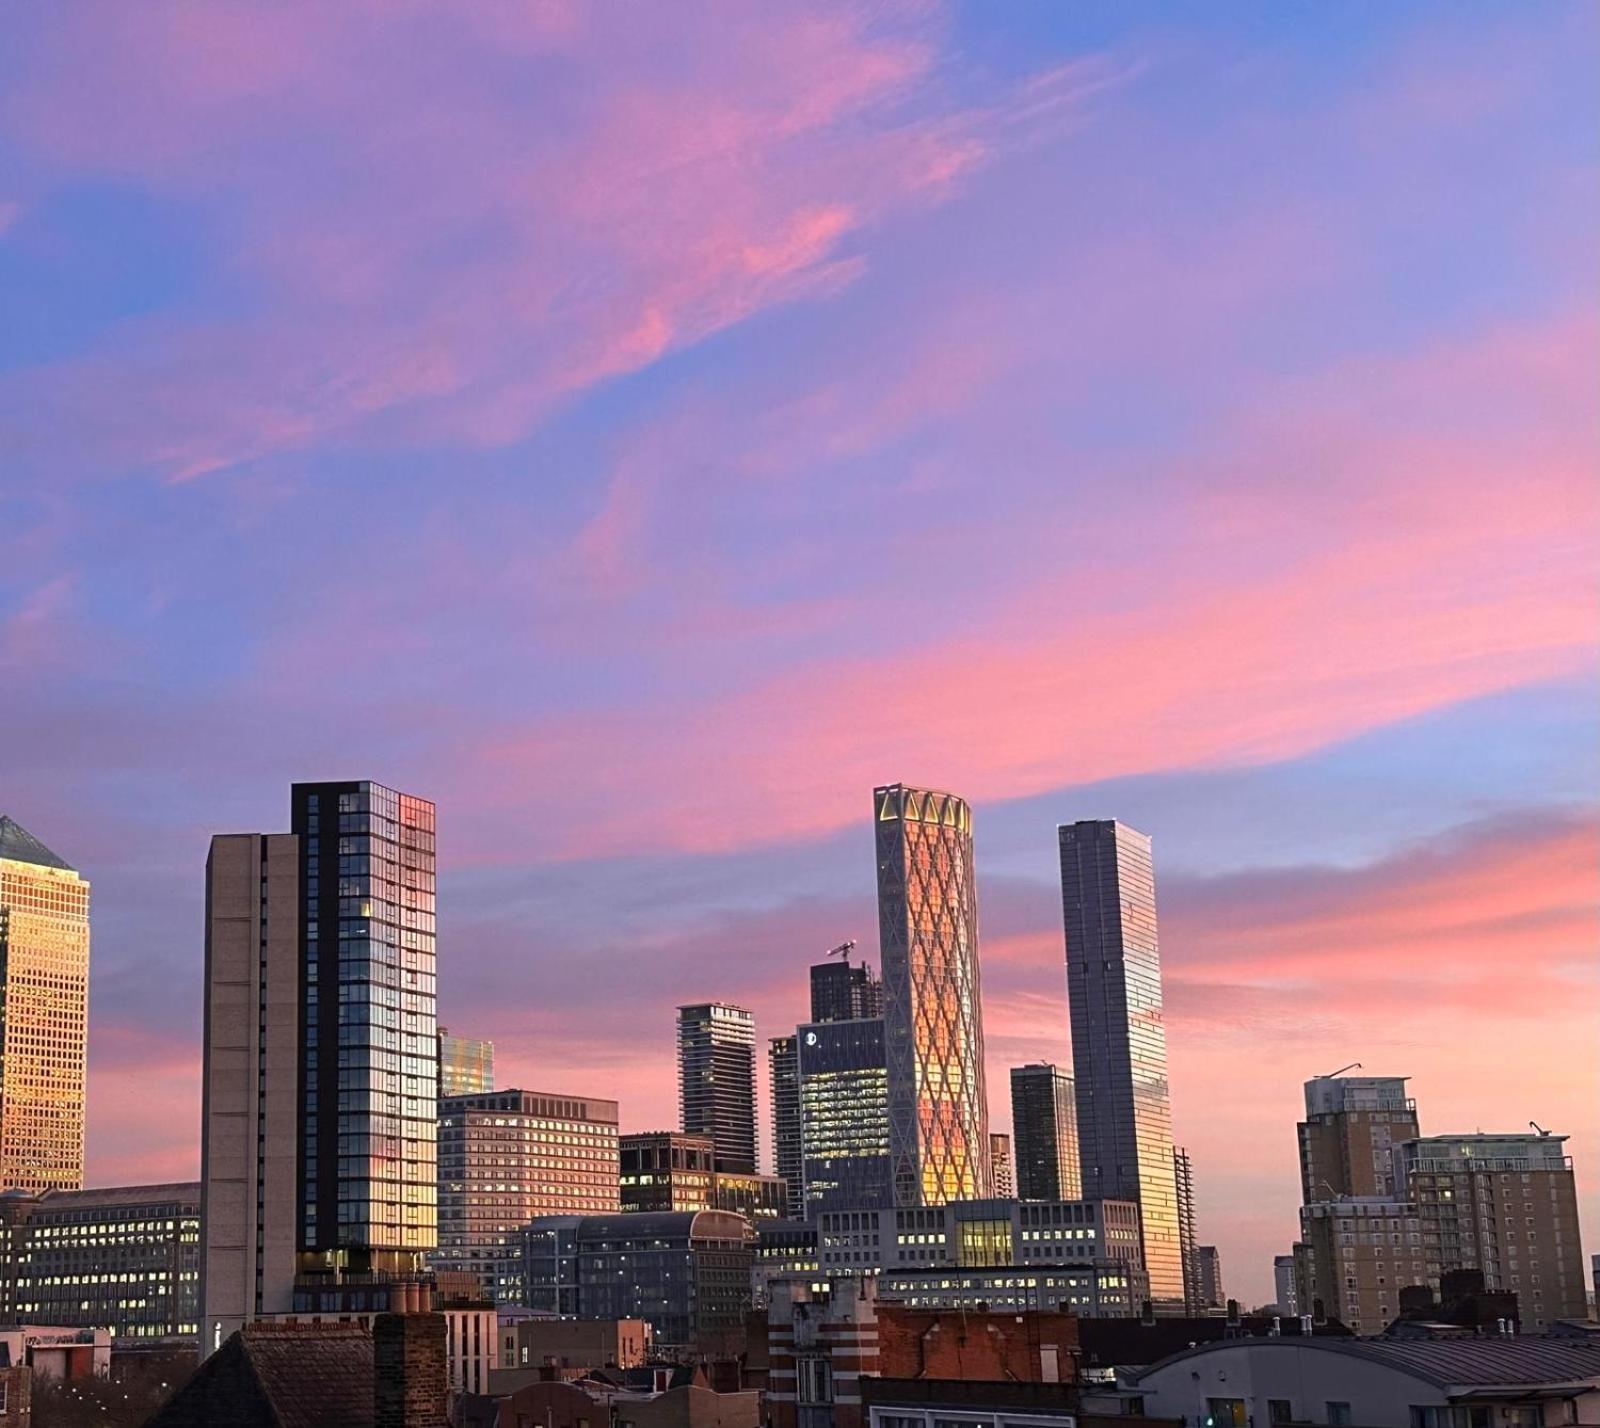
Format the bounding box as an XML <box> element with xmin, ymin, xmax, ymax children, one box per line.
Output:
<box><xmin>1299</xmin><ymin>1076</ymin><xmax>1417</xmax><ymax>1200</ymax></box>
<box><xmin>810</xmin><ymin>958</ymin><xmax>884</xmax><ymax>1023</ymax></box>
<box><xmin>797</xmin><ymin>1017</ymin><xmax>892</xmax><ymax>1216</ymax></box>
<box><xmin>436</xmin><ymin>1089</ymin><xmax>619</xmax><ymax>1303</ymax></box>
<box><xmin>1174</xmin><ymin>1146</ymin><xmax>1198</xmax><ymax>1313</ymax></box>
<box><xmin>438</xmin><ymin>1030</ymin><xmax>494</xmax><ymax>1097</ymax></box>
<box><xmin>1396</xmin><ymin>1132</ymin><xmax>1587</xmax><ymax>1331</ymax></box>
<box><xmin>1060</xmin><ymin>819</ymin><xmax>1183</xmax><ymax>1306</ymax></box>
<box><xmin>1273</xmin><ymin>1253</ymin><xmax>1298</xmax><ymax>1314</ymax></box>
<box><xmin>1010</xmin><ymin>1063</ymin><xmax>1080</xmax><ymax>1202</ymax></box>
<box><xmin>0</xmin><ymin>816</ymin><xmax>90</xmax><ymax>1194</ymax></box>
<box><xmin>677</xmin><ymin>1003</ymin><xmax>757</xmax><ymax>1174</ymax></box>
<box><xmin>201</xmin><ymin>781</ymin><xmax>438</xmax><ymax>1352</ymax></box>
<box><xmin>769</xmin><ymin>1035</ymin><xmax>803</xmax><ymax>1219</ymax></box>
<box><xmin>990</xmin><ymin>1134</ymin><xmax>1014</xmax><ymax>1199</ymax></box>
<box><xmin>876</xmin><ymin>784</ymin><xmax>990</xmax><ymax>1206</ymax></box>
<box><xmin>1196</xmin><ymin>1245</ymin><xmax>1223</xmax><ymax>1309</ymax></box>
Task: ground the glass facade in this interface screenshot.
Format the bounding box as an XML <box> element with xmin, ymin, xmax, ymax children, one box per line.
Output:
<box><xmin>0</xmin><ymin>1182</ymin><xmax>200</xmax><ymax>1339</ymax></box>
<box><xmin>292</xmin><ymin>782</ymin><xmax>437</xmax><ymax>1271</ymax></box>
<box><xmin>1010</xmin><ymin>1063</ymin><xmax>1080</xmax><ymax>1202</ymax></box>
<box><xmin>798</xmin><ymin>1017</ymin><xmax>892</xmax><ymax>1216</ymax></box>
<box><xmin>875</xmin><ymin>784</ymin><xmax>990</xmax><ymax>1207</ymax></box>
<box><xmin>1060</xmin><ymin>819</ymin><xmax>1183</xmax><ymax>1305</ymax></box>
<box><xmin>677</xmin><ymin>1002</ymin><xmax>757</xmax><ymax>1174</ymax></box>
<box><xmin>438</xmin><ymin>1031</ymin><xmax>494</xmax><ymax>1097</ymax></box>
<box><xmin>0</xmin><ymin>817</ymin><xmax>90</xmax><ymax>1195</ymax></box>
<box><xmin>437</xmin><ymin>1090</ymin><xmax>619</xmax><ymax>1302</ymax></box>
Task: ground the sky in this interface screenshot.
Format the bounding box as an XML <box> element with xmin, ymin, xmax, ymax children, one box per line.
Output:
<box><xmin>1</xmin><ymin>2</ymin><xmax>1595</xmax><ymax>1306</ymax></box>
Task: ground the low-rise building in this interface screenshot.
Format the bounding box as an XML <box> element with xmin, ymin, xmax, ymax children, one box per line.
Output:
<box><xmin>501</xmin><ymin>1317</ymin><xmax>652</xmax><ymax>1371</ymax></box>
<box><xmin>520</xmin><ymin>1211</ymin><xmax>754</xmax><ymax>1356</ymax></box>
<box><xmin>755</xmin><ymin>1222</ymin><xmax>821</xmax><ymax>1305</ymax></box>
<box><xmin>1126</xmin><ymin>1335</ymin><xmax>1600</xmax><ymax>1427</ymax></box>
<box><xmin>0</xmin><ymin>1183</ymin><xmax>200</xmax><ymax>1343</ymax></box>
<box><xmin>620</xmin><ymin>1133</ymin><xmax>786</xmax><ymax>1222</ymax></box>
<box><xmin>877</xmin><ymin>1264</ymin><xmax>1140</xmax><ymax>1316</ymax></box>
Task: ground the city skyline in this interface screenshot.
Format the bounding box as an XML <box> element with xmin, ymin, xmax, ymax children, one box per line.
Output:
<box><xmin>0</xmin><ymin>1</ymin><xmax>1595</xmax><ymax>1310</ymax></box>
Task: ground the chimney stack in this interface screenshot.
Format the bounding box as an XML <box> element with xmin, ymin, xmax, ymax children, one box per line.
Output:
<box><xmin>373</xmin><ymin>1312</ymin><xmax>449</xmax><ymax>1428</ymax></box>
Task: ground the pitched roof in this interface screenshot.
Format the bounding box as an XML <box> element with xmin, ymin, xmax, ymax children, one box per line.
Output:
<box><xmin>0</xmin><ymin>815</ymin><xmax>73</xmax><ymax>872</ymax></box>
<box><xmin>1128</xmin><ymin>1335</ymin><xmax>1600</xmax><ymax>1390</ymax></box>
<box><xmin>145</xmin><ymin>1322</ymin><xmax>375</xmax><ymax>1428</ymax></box>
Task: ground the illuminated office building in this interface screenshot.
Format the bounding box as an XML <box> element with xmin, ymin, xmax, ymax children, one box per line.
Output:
<box><xmin>201</xmin><ymin>781</ymin><xmax>438</xmax><ymax>1352</ymax></box>
<box><xmin>1060</xmin><ymin>819</ymin><xmax>1183</xmax><ymax>1307</ymax></box>
<box><xmin>678</xmin><ymin>1003</ymin><xmax>757</xmax><ymax>1174</ymax></box>
<box><xmin>1010</xmin><ymin>1063</ymin><xmax>1080</xmax><ymax>1202</ymax></box>
<box><xmin>0</xmin><ymin>1182</ymin><xmax>200</xmax><ymax>1340</ymax></box>
<box><xmin>618</xmin><ymin>1131</ymin><xmax>786</xmax><ymax>1220</ymax></box>
<box><xmin>438</xmin><ymin>1030</ymin><xmax>494</xmax><ymax>1097</ymax></box>
<box><xmin>437</xmin><ymin>1089</ymin><xmax>619</xmax><ymax>1303</ymax></box>
<box><xmin>769</xmin><ymin>1036</ymin><xmax>804</xmax><ymax>1219</ymax></box>
<box><xmin>875</xmin><ymin>784</ymin><xmax>990</xmax><ymax>1206</ymax></box>
<box><xmin>0</xmin><ymin>816</ymin><xmax>90</xmax><ymax>1194</ymax></box>
<box><xmin>798</xmin><ymin>1017</ymin><xmax>892</xmax><ymax>1216</ymax></box>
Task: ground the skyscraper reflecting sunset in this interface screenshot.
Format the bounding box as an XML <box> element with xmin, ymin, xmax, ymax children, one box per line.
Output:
<box><xmin>875</xmin><ymin>783</ymin><xmax>990</xmax><ymax>1206</ymax></box>
<box><xmin>1061</xmin><ymin>818</ymin><xmax>1184</xmax><ymax>1307</ymax></box>
<box><xmin>0</xmin><ymin>817</ymin><xmax>89</xmax><ymax>1195</ymax></box>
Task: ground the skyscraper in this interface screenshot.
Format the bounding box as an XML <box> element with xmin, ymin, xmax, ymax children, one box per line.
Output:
<box><xmin>1174</xmin><ymin>1145</ymin><xmax>1198</xmax><ymax>1313</ymax></box>
<box><xmin>201</xmin><ymin>781</ymin><xmax>438</xmax><ymax>1352</ymax></box>
<box><xmin>1009</xmin><ymin>1063</ymin><xmax>1080</xmax><ymax>1202</ymax></box>
<box><xmin>1195</xmin><ymin>1245</ymin><xmax>1224</xmax><ymax>1310</ymax></box>
<box><xmin>677</xmin><ymin>1003</ymin><xmax>757</xmax><ymax>1174</ymax></box>
<box><xmin>809</xmin><ymin>958</ymin><xmax>884</xmax><ymax>1023</ymax></box>
<box><xmin>1273</xmin><ymin>1253</ymin><xmax>1299</xmax><ymax>1314</ymax></box>
<box><xmin>769</xmin><ymin>1035</ymin><xmax>803</xmax><ymax>1219</ymax></box>
<box><xmin>876</xmin><ymin>784</ymin><xmax>990</xmax><ymax>1207</ymax></box>
<box><xmin>1060</xmin><ymin>819</ymin><xmax>1183</xmax><ymax>1306</ymax></box>
<box><xmin>438</xmin><ymin>1029</ymin><xmax>494</xmax><ymax>1097</ymax></box>
<box><xmin>0</xmin><ymin>817</ymin><xmax>90</xmax><ymax>1195</ymax></box>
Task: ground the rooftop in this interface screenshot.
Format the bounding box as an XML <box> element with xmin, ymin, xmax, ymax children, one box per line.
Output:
<box><xmin>0</xmin><ymin>815</ymin><xmax>74</xmax><ymax>872</ymax></box>
<box><xmin>1128</xmin><ymin>1336</ymin><xmax>1600</xmax><ymax>1391</ymax></box>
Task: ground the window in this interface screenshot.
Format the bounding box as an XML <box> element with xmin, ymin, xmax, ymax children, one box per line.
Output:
<box><xmin>1326</xmin><ymin>1404</ymin><xmax>1351</xmax><ymax>1426</ymax></box>
<box><xmin>1268</xmin><ymin>1401</ymin><xmax>1293</xmax><ymax>1425</ymax></box>
<box><xmin>1207</xmin><ymin>1401</ymin><xmax>1247</xmax><ymax>1428</ymax></box>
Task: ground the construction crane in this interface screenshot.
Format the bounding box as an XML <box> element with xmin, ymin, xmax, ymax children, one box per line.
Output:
<box><xmin>825</xmin><ymin>939</ymin><xmax>858</xmax><ymax>960</ymax></box>
<box><xmin>1315</xmin><ymin>1062</ymin><xmax>1362</xmax><ymax>1079</ymax></box>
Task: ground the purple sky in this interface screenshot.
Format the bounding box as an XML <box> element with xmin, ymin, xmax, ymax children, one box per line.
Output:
<box><xmin>1</xmin><ymin>2</ymin><xmax>1596</xmax><ymax>1304</ymax></box>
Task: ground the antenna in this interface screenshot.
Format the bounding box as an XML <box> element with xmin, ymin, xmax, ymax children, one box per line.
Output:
<box><xmin>1317</xmin><ymin>1062</ymin><xmax>1362</xmax><ymax>1079</ymax></box>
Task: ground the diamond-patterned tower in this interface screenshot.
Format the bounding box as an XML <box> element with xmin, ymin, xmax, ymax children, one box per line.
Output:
<box><xmin>874</xmin><ymin>783</ymin><xmax>991</xmax><ymax>1206</ymax></box>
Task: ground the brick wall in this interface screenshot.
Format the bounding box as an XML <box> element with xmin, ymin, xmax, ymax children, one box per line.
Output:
<box><xmin>877</xmin><ymin>1306</ymin><xmax>1080</xmax><ymax>1383</ymax></box>
<box><xmin>374</xmin><ymin>1312</ymin><xmax>449</xmax><ymax>1428</ymax></box>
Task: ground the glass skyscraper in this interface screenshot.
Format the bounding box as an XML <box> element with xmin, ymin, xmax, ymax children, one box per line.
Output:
<box><xmin>0</xmin><ymin>817</ymin><xmax>89</xmax><ymax>1195</ymax></box>
<box><xmin>677</xmin><ymin>1003</ymin><xmax>756</xmax><ymax>1174</ymax></box>
<box><xmin>1060</xmin><ymin>819</ymin><xmax>1183</xmax><ymax>1306</ymax></box>
<box><xmin>292</xmin><ymin>781</ymin><xmax>437</xmax><ymax>1272</ymax></box>
<box><xmin>438</xmin><ymin>1030</ymin><xmax>494</xmax><ymax>1097</ymax></box>
<box><xmin>875</xmin><ymin>783</ymin><xmax>990</xmax><ymax>1206</ymax></box>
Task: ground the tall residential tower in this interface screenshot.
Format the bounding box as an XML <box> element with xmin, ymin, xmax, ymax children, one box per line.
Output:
<box><xmin>1060</xmin><ymin>819</ymin><xmax>1183</xmax><ymax>1306</ymax></box>
<box><xmin>1009</xmin><ymin>1063</ymin><xmax>1080</xmax><ymax>1202</ymax></box>
<box><xmin>201</xmin><ymin>781</ymin><xmax>438</xmax><ymax>1351</ymax></box>
<box><xmin>0</xmin><ymin>817</ymin><xmax>90</xmax><ymax>1194</ymax></box>
<box><xmin>875</xmin><ymin>783</ymin><xmax>990</xmax><ymax>1206</ymax></box>
<box><xmin>677</xmin><ymin>1003</ymin><xmax>757</xmax><ymax>1174</ymax></box>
